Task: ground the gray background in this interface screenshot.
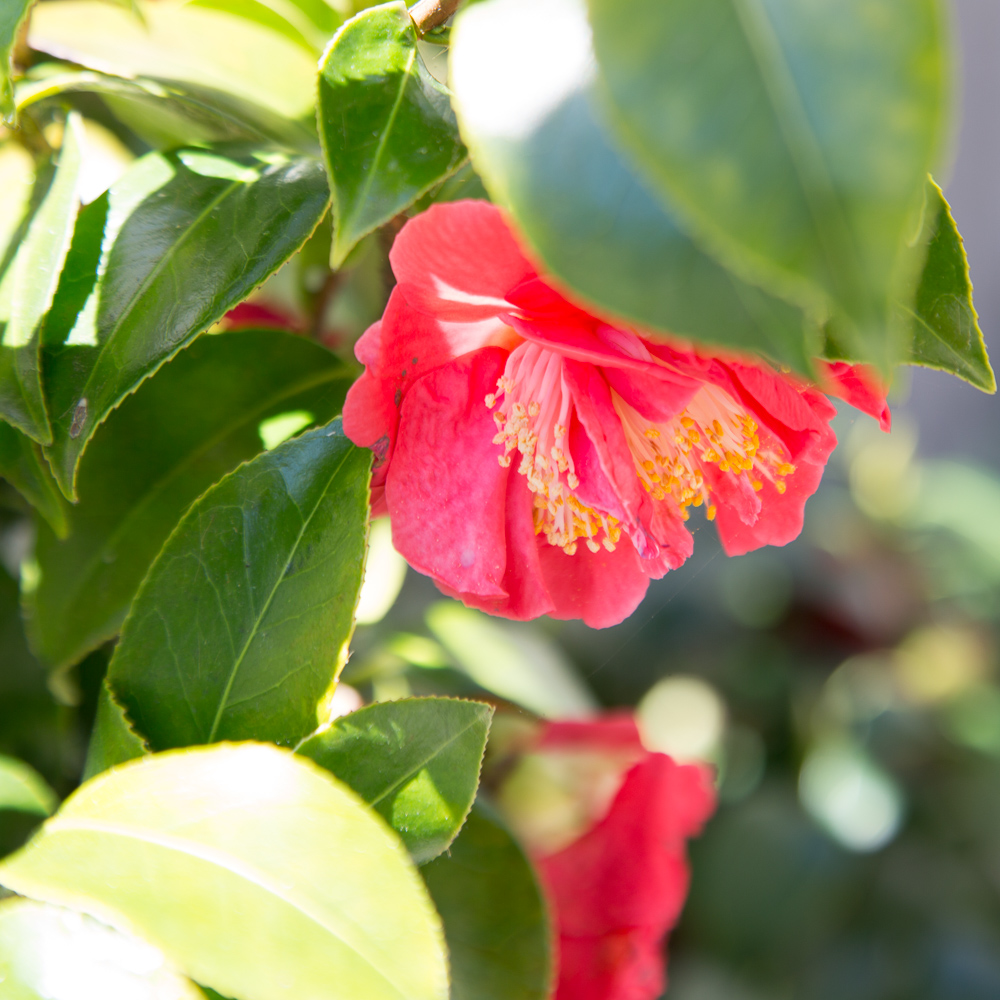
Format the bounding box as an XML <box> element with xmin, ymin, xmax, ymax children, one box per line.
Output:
<box><xmin>905</xmin><ymin>0</ymin><xmax>1000</xmax><ymax>467</ymax></box>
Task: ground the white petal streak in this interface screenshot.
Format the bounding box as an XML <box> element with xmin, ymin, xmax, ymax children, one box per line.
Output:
<box><xmin>431</xmin><ymin>275</ymin><xmax>512</xmax><ymax>309</ymax></box>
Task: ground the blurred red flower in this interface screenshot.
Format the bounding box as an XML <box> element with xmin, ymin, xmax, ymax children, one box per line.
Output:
<box><xmin>513</xmin><ymin>716</ymin><xmax>716</xmax><ymax>1000</ymax></box>
<box><xmin>344</xmin><ymin>200</ymin><xmax>890</xmax><ymax>627</ymax></box>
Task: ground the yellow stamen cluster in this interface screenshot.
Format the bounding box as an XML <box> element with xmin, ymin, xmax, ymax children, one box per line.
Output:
<box><xmin>486</xmin><ymin>352</ymin><xmax>621</xmax><ymax>555</ymax></box>
<box><xmin>613</xmin><ymin>385</ymin><xmax>795</xmax><ymax>521</ymax></box>
<box><xmin>483</xmin><ymin>344</ymin><xmax>797</xmax><ymax>557</ymax></box>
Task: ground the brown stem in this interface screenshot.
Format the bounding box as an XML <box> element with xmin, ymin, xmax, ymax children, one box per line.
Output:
<box><xmin>408</xmin><ymin>0</ymin><xmax>461</xmax><ymax>35</ymax></box>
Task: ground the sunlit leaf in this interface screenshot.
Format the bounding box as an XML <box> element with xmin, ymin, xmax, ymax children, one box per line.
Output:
<box><xmin>41</xmin><ymin>147</ymin><xmax>329</xmax><ymax>499</ymax></box>
<box><xmin>28</xmin><ymin>0</ymin><xmax>317</xmax><ymax>120</ymax></box>
<box><xmin>0</xmin><ymin>744</ymin><xmax>449</xmax><ymax>1000</ymax></box>
<box><xmin>0</xmin><ymin>0</ymin><xmax>31</xmax><ymax>124</ymax></box>
<box><xmin>107</xmin><ymin>419</ymin><xmax>370</xmax><ymax>750</ymax></box>
<box><xmin>17</xmin><ymin>68</ymin><xmax>317</xmax><ymax>152</ymax></box>
<box><xmin>319</xmin><ymin>1</ymin><xmax>466</xmax><ymax>266</ymax></box>
<box><xmin>587</xmin><ymin>0</ymin><xmax>950</xmax><ymax>369</ymax></box>
<box><xmin>0</xmin><ymin>143</ymin><xmax>34</xmax><ymax>263</ymax></box>
<box><xmin>0</xmin><ymin>113</ymin><xmax>83</xmax><ymax>444</ymax></box>
<box><xmin>0</xmin><ymin>755</ymin><xmax>57</xmax><ymax>817</ymax></box>
<box><xmin>298</xmin><ymin>697</ymin><xmax>492</xmax><ymax>863</ymax></box>
<box><xmin>905</xmin><ymin>179</ymin><xmax>995</xmax><ymax>392</ymax></box>
<box><xmin>422</xmin><ymin>802</ymin><xmax>552</xmax><ymax>1000</ymax></box>
<box><xmin>0</xmin><ymin>898</ymin><xmax>203</xmax><ymax>1000</ymax></box>
<box><xmin>450</xmin><ymin>0</ymin><xmax>815</xmax><ymax>373</ymax></box>
<box><xmin>27</xmin><ymin>330</ymin><xmax>350</xmax><ymax>673</ymax></box>
<box><xmin>189</xmin><ymin>0</ymin><xmax>335</xmax><ymax>53</ymax></box>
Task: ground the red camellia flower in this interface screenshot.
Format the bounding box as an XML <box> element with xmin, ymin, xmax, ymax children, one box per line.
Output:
<box><xmin>344</xmin><ymin>201</ymin><xmax>890</xmax><ymax>627</ymax></box>
<box><xmin>502</xmin><ymin>716</ymin><xmax>716</xmax><ymax>1000</ymax></box>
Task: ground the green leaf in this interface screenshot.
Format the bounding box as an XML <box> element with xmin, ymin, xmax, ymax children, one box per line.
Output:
<box><xmin>0</xmin><ymin>421</ymin><xmax>69</xmax><ymax>538</ymax></box>
<box><xmin>904</xmin><ymin>178</ymin><xmax>995</xmax><ymax>392</ymax></box>
<box><xmin>107</xmin><ymin>419</ymin><xmax>370</xmax><ymax>750</ymax></box>
<box><xmin>0</xmin><ymin>744</ymin><xmax>449</xmax><ymax>1000</ymax></box>
<box><xmin>0</xmin><ymin>114</ymin><xmax>84</xmax><ymax>444</ymax></box>
<box><xmin>26</xmin><ymin>329</ymin><xmax>351</xmax><ymax>672</ymax></box>
<box><xmin>17</xmin><ymin>68</ymin><xmax>317</xmax><ymax>152</ymax></box>
<box><xmin>0</xmin><ymin>898</ymin><xmax>204</xmax><ymax>1000</ymax></box>
<box><xmin>0</xmin><ymin>756</ymin><xmax>57</xmax><ymax>817</ymax></box>
<box><xmin>422</xmin><ymin>802</ymin><xmax>552</xmax><ymax>1000</ymax></box>
<box><xmin>426</xmin><ymin>601</ymin><xmax>597</xmax><ymax>718</ymax></box>
<box><xmin>41</xmin><ymin>146</ymin><xmax>330</xmax><ymax>499</ymax></box>
<box><xmin>319</xmin><ymin>2</ymin><xmax>467</xmax><ymax>267</ymax></box>
<box><xmin>587</xmin><ymin>0</ymin><xmax>950</xmax><ymax>368</ymax></box>
<box><xmin>0</xmin><ymin>143</ymin><xmax>34</xmax><ymax>263</ymax></box>
<box><xmin>450</xmin><ymin>0</ymin><xmax>815</xmax><ymax>374</ymax></box>
<box><xmin>298</xmin><ymin>697</ymin><xmax>493</xmax><ymax>863</ymax></box>
<box><xmin>188</xmin><ymin>0</ymin><xmax>335</xmax><ymax>54</ymax></box>
<box><xmin>81</xmin><ymin>680</ymin><xmax>149</xmax><ymax>782</ymax></box>
<box><xmin>28</xmin><ymin>0</ymin><xmax>318</xmax><ymax>121</ymax></box>
<box><xmin>0</xmin><ymin>0</ymin><xmax>31</xmax><ymax>125</ymax></box>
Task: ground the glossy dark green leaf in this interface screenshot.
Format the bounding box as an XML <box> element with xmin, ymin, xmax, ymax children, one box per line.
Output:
<box><xmin>107</xmin><ymin>419</ymin><xmax>370</xmax><ymax>750</ymax></box>
<box><xmin>28</xmin><ymin>0</ymin><xmax>318</xmax><ymax>121</ymax></box>
<box><xmin>0</xmin><ymin>422</ymin><xmax>69</xmax><ymax>538</ymax></box>
<box><xmin>41</xmin><ymin>146</ymin><xmax>330</xmax><ymax>499</ymax></box>
<box><xmin>26</xmin><ymin>329</ymin><xmax>350</xmax><ymax>672</ymax></box>
<box><xmin>81</xmin><ymin>680</ymin><xmax>149</xmax><ymax>782</ymax></box>
<box><xmin>0</xmin><ymin>0</ymin><xmax>31</xmax><ymax>124</ymax></box>
<box><xmin>17</xmin><ymin>69</ymin><xmax>317</xmax><ymax>152</ymax></box>
<box><xmin>0</xmin><ymin>744</ymin><xmax>449</xmax><ymax>1000</ymax></box>
<box><xmin>0</xmin><ymin>899</ymin><xmax>205</xmax><ymax>1000</ymax></box>
<box><xmin>0</xmin><ymin>756</ymin><xmax>57</xmax><ymax>817</ymax></box>
<box><xmin>319</xmin><ymin>2</ymin><xmax>466</xmax><ymax>266</ymax></box>
<box><xmin>905</xmin><ymin>179</ymin><xmax>995</xmax><ymax>392</ymax></box>
<box><xmin>0</xmin><ymin>114</ymin><xmax>83</xmax><ymax>444</ymax></box>
<box><xmin>422</xmin><ymin>802</ymin><xmax>552</xmax><ymax>1000</ymax></box>
<box><xmin>450</xmin><ymin>0</ymin><xmax>815</xmax><ymax>373</ymax></box>
<box><xmin>588</xmin><ymin>0</ymin><xmax>949</xmax><ymax>368</ymax></box>
<box><xmin>298</xmin><ymin>697</ymin><xmax>493</xmax><ymax>863</ymax></box>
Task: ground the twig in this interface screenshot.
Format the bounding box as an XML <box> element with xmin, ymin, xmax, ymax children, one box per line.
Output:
<box><xmin>408</xmin><ymin>0</ymin><xmax>461</xmax><ymax>36</ymax></box>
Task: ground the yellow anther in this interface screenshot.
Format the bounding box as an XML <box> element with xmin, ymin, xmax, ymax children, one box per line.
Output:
<box><xmin>586</xmin><ymin>538</ymin><xmax>601</xmax><ymax>553</ymax></box>
<box><xmin>775</xmin><ymin>481</ymin><xmax>787</xmax><ymax>494</ymax></box>
<box><xmin>645</xmin><ymin>427</ymin><xmax>661</xmax><ymax>439</ymax></box>
<box><xmin>485</xmin><ymin>394</ymin><xmax>496</xmax><ymax>408</ymax></box>
<box><xmin>681</xmin><ymin>416</ymin><xmax>695</xmax><ymax>428</ymax></box>
<box><xmin>752</xmin><ymin>480</ymin><xmax>763</xmax><ymax>491</ymax></box>
<box><xmin>563</xmin><ymin>541</ymin><xmax>578</xmax><ymax>556</ymax></box>
<box><xmin>707</xmin><ymin>505</ymin><xmax>717</xmax><ymax>521</ymax></box>
<box><xmin>498</xmin><ymin>454</ymin><xmax>511</xmax><ymax>468</ymax></box>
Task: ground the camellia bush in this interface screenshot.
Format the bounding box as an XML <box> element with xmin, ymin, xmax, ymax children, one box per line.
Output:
<box><xmin>0</xmin><ymin>0</ymin><xmax>994</xmax><ymax>997</ymax></box>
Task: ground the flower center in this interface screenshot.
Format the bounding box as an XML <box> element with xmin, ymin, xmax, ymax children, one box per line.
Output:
<box><xmin>486</xmin><ymin>344</ymin><xmax>621</xmax><ymax>556</ymax></box>
<box><xmin>613</xmin><ymin>385</ymin><xmax>795</xmax><ymax>521</ymax></box>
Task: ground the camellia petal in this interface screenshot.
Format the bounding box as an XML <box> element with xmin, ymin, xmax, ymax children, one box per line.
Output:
<box><xmin>391</xmin><ymin>200</ymin><xmax>536</xmax><ymax>322</ymax></box>
<box><xmin>343</xmin><ymin>199</ymin><xmax>890</xmax><ymax>627</ymax></box>
<box><xmin>504</xmin><ymin>716</ymin><xmax>716</xmax><ymax>1000</ymax></box>
<box><xmin>386</xmin><ymin>348</ymin><xmax>511</xmax><ymax>598</ymax></box>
